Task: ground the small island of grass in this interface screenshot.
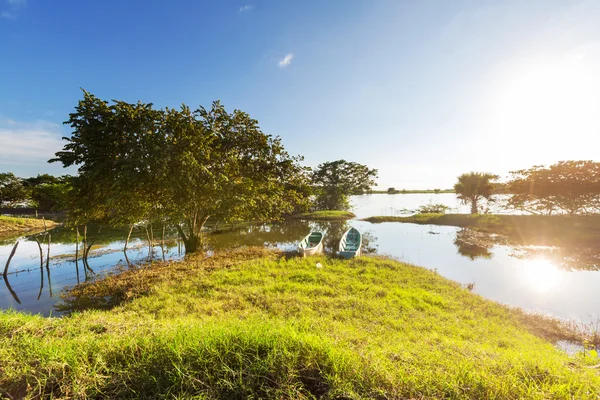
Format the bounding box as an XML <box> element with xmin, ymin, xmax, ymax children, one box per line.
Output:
<box><xmin>1</xmin><ymin>247</ymin><xmax>598</xmax><ymax>398</ymax></box>
<box><xmin>290</xmin><ymin>210</ymin><xmax>356</xmax><ymax>221</ymax></box>
<box><xmin>0</xmin><ymin>215</ymin><xmax>58</xmax><ymax>238</ymax></box>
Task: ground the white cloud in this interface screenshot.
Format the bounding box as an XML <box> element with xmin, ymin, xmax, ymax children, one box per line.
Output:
<box><xmin>278</xmin><ymin>53</ymin><xmax>294</xmax><ymax>68</ymax></box>
<box><xmin>7</xmin><ymin>0</ymin><xmax>26</xmax><ymax>6</ymax></box>
<box><xmin>1</xmin><ymin>11</ymin><xmax>15</xmax><ymax>19</ymax></box>
<box><xmin>0</xmin><ymin>119</ymin><xmax>64</xmax><ymax>167</ymax></box>
<box><xmin>239</xmin><ymin>4</ymin><xmax>253</xmax><ymax>13</ymax></box>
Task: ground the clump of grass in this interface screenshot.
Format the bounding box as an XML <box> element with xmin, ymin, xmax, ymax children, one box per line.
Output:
<box><xmin>291</xmin><ymin>210</ymin><xmax>356</xmax><ymax>221</ymax></box>
<box><xmin>2</xmin><ymin>248</ymin><xmax>600</xmax><ymax>398</ymax></box>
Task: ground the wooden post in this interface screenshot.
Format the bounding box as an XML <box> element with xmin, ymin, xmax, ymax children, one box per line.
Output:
<box><xmin>2</xmin><ymin>241</ymin><xmax>19</xmax><ymax>279</ymax></box>
<box><xmin>150</xmin><ymin>224</ymin><xmax>154</xmax><ymax>248</ymax></box>
<box><xmin>75</xmin><ymin>226</ymin><xmax>80</xmax><ymax>262</ymax></box>
<box><xmin>34</xmin><ymin>237</ymin><xmax>44</xmax><ymax>268</ymax></box>
<box><xmin>83</xmin><ymin>225</ymin><xmax>88</xmax><ymax>261</ymax></box>
<box><xmin>37</xmin><ymin>259</ymin><xmax>44</xmax><ymax>300</ymax></box>
<box><xmin>4</xmin><ymin>276</ymin><xmax>21</xmax><ymax>304</ymax></box>
<box><xmin>45</xmin><ymin>233</ymin><xmax>51</xmax><ymax>272</ymax></box>
<box><xmin>124</xmin><ymin>224</ymin><xmax>134</xmax><ymax>253</ymax></box>
<box><xmin>85</xmin><ymin>240</ymin><xmax>95</xmax><ymax>262</ymax></box>
<box><xmin>124</xmin><ymin>250</ymin><xmax>131</xmax><ymax>268</ymax></box>
<box><xmin>145</xmin><ymin>225</ymin><xmax>152</xmax><ymax>258</ymax></box>
<box><xmin>161</xmin><ymin>225</ymin><xmax>166</xmax><ymax>261</ymax></box>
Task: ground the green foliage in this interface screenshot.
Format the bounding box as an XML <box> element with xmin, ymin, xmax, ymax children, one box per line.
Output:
<box><xmin>387</xmin><ymin>187</ymin><xmax>397</xmax><ymax>194</ymax></box>
<box><xmin>1</xmin><ymin>249</ymin><xmax>599</xmax><ymax>398</ymax></box>
<box><xmin>0</xmin><ymin>172</ymin><xmax>28</xmax><ymax>207</ymax></box>
<box><xmin>22</xmin><ymin>173</ymin><xmax>67</xmax><ymax>187</ymax></box>
<box><xmin>27</xmin><ymin>177</ymin><xmax>73</xmax><ymax>211</ymax></box>
<box><xmin>454</xmin><ymin>172</ymin><xmax>499</xmax><ymax>214</ymax></box>
<box><xmin>312</xmin><ymin>160</ymin><xmax>378</xmax><ymax>210</ymax></box>
<box><xmin>50</xmin><ymin>91</ymin><xmax>311</xmax><ymax>252</ymax></box>
<box><xmin>507</xmin><ymin>160</ymin><xmax>600</xmax><ymax>215</ymax></box>
<box><xmin>416</xmin><ymin>202</ymin><xmax>450</xmax><ymax>214</ymax></box>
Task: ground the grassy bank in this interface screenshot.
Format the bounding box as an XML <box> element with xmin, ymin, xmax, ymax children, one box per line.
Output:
<box><xmin>0</xmin><ymin>215</ymin><xmax>58</xmax><ymax>237</ymax></box>
<box><xmin>363</xmin><ymin>213</ymin><xmax>600</xmax><ymax>248</ymax></box>
<box><xmin>1</xmin><ymin>248</ymin><xmax>599</xmax><ymax>399</ymax></box>
<box><xmin>291</xmin><ymin>210</ymin><xmax>356</xmax><ymax>221</ymax></box>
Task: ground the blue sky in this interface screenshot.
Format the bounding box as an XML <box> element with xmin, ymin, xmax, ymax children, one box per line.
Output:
<box><xmin>1</xmin><ymin>0</ymin><xmax>600</xmax><ymax>188</ymax></box>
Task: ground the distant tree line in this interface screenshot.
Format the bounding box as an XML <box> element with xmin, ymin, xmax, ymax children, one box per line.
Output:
<box><xmin>455</xmin><ymin>160</ymin><xmax>600</xmax><ymax>215</ymax></box>
<box><xmin>0</xmin><ymin>172</ymin><xmax>73</xmax><ymax>211</ymax></box>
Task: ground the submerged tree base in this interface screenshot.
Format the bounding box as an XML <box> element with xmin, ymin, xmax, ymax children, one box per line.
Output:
<box><xmin>2</xmin><ymin>247</ymin><xmax>599</xmax><ymax>399</ymax></box>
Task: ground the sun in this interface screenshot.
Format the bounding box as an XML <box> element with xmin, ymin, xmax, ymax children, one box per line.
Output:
<box><xmin>481</xmin><ymin>53</ymin><xmax>600</xmax><ymax>163</ymax></box>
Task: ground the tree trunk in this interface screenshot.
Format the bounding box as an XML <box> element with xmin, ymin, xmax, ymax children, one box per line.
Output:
<box><xmin>176</xmin><ymin>215</ymin><xmax>210</xmax><ymax>254</ymax></box>
<box><xmin>470</xmin><ymin>198</ymin><xmax>478</xmax><ymax>214</ymax></box>
<box><xmin>124</xmin><ymin>224</ymin><xmax>134</xmax><ymax>253</ymax></box>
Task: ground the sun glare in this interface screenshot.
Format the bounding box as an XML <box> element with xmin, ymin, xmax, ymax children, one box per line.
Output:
<box><xmin>483</xmin><ymin>54</ymin><xmax>600</xmax><ymax>161</ymax></box>
<box><xmin>522</xmin><ymin>258</ymin><xmax>561</xmax><ymax>293</ymax></box>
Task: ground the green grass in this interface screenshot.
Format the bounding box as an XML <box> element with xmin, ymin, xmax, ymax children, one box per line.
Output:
<box><xmin>363</xmin><ymin>213</ymin><xmax>600</xmax><ymax>248</ymax></box>
<box><xmin>1</xmin><ymin>247</ymin><xmax>599</xmax><ymax>399</ymax></box>
<box><xmin>291</xmin><ymin>210</ymin><xmax>356</xmax><ymax>221</ymax></box>
<box><xmin>0</xmin><ymin>215</ymin><xmax>58</xmax><ymax>237</ymax></box>
<box><xmin>370</xmin><ymin>189</ymin><xmax>454</xmax><ymax>194</ymax></box>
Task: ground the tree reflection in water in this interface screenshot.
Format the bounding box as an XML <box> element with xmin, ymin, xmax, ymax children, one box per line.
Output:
<box><xmin>453</xmin><ymin>228</ymin><xmax>495</xmax><ymax>260</ymax></box>
<box><xmin>206</xmin><ymin>220</ymin><xmax>377</xmax><ymax>256</ymax></box>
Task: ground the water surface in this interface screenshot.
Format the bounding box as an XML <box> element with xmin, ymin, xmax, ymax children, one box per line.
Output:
<box><xmin>1</xmin><ymin>195</ymin><xmax>598</xmax><ymax>322</ymax></box>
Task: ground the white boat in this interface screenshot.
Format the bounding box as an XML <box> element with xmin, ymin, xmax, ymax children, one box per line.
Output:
<box><xmin>338</xmin><ymin>227</ymin><xmax>362</xmax><ymax>258</ymax></box>
<box><xmin>298</xmin><ymin>231</ymin><xmax>324</xmax><ymax>257</ymax></box>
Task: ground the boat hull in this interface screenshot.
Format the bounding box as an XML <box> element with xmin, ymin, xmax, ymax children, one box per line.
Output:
<box><xmin>301</xmin><ymin>242</ymin><xmax>323</xmax><ymax>257</ymax></box>
<box><xmin>338</xmin><ymin>227</ymin><xmax>362</xmax><ymax>258</ymax></box>
<box><xmin>298</xmin><ymin>231</ymin><xmax>324</xmax><ymax>257</ymax></box>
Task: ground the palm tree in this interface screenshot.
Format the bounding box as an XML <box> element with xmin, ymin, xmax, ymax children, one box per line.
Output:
<box><xmin>454</xmin><ymin>172</ymin><xmax>499</xmax><ymax>214</ymax></box>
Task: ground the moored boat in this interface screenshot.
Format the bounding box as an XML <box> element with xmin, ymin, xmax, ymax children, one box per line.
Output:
<box><xmin>298</xmin><ymin>231</ymin><xmax>324</xmax><ymax>257</ymax></box>
<box><xmin>338</xmin><ymin>227</ymin><xmax>362</xmax><ymax>258</ymax></box>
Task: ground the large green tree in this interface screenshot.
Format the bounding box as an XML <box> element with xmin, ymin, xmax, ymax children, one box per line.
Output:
<box><xmin>0</xmin><ymin>172</ymin><xmax>28</xmax><ymax>207</ymax></box>
<box><xmin>454</xmin><ymin>172</ymin><xmax>499</xmax><ymax>214</ymax></box>
<box><xmin>51</xmin><ymin>91</ymin><xmax>310</xmax><ymax>253</ymax></box>
<box><xmin>507</xmin><ymin>161</ymin><xmax>600</xmax><ymax>215</ymax></box>
<box><xmin>311</xmin><ymin>160</ymin><xmax>378</xmax><ymax>210</ymax></box>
